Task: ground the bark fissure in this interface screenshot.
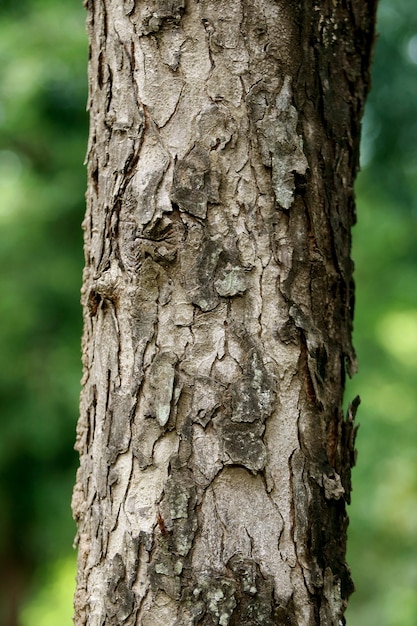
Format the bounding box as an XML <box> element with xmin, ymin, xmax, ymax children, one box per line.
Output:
<box><xmin>73</xmin><ymin>1</ymin><xmax>377</xmax><ymax>624</ymax></box>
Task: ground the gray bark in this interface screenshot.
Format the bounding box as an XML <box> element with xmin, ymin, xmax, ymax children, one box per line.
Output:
<box><xmin>72</xmin><ymin>1</ymin><xmax>377</xmax><ymax>624</ymax></box>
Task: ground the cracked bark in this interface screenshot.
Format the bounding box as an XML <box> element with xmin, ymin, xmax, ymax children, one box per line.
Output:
<box><xmin>73</xmin><ymin>1</ymin><xmax>377</xmax><ymax>624</ymax></box>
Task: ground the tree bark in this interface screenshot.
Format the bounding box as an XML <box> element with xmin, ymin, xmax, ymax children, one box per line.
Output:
<box><xmin>72</xmin><ymin>1</ymin><xmax>377</xmax><ymax>624</ymax></box>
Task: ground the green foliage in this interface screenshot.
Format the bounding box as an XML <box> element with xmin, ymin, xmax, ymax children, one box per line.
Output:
<box><xmin>0</xmin><ymin>0</ymin><xmax>415</xmax><ymax>624</ymax></box>
<box><xmin>346</xmin><ymin>0</ymin><xmax>417</xmax><ymax>623</ymax></box>
<box><xmin>20</xmin><ymin>556</ymin><xmax>76</xmax><ymax>626</ymax></box>
<box><xmin>0</xmin><ymin>0</ymin><xmax>87</xmax><ymax>621</ymax></box>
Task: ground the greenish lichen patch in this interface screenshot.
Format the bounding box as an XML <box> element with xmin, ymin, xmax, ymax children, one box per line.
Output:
<box><xmin>144</xmin><ymin>352</ymin><xmax>177</xmax><ymax>426</ymax></box>
<box><xmin>214</xmin><ymin>266</ymin><xmax>247</xmax><ymax>297</ymax></box>
<box><xmin>227</xmin><ymin>554</ymin><xmax>296</xmax><ymax>626</ymax></box>
<box><xmin>181</xmin><ymin>575</ymin><xmax>237</xmax><ymax>625</ymax></box>
<box><xmin>136</xmin><ymin>0</ymin><xmax>186</xmax><ymax>36</ymax></box>
<box><xmin>149</xmin><ymin>471</ymin><xmax>198</xmax><ymax>600</ymax></box>
<box><xmin>230</xmin><ymin>350</ymin><xmax>276</xmax><ymax>424</ymax></box>
<box><xmin>253</xmin><ymin>75</ymin><xmax>308</xmax><ymax>210</ymax></box>
<box><xmin>177</xmin><ymin>555</ymin><xmax>285</xmax><ymax>625</ymax></box>
<box><xmin>215</xmin><ymin>415</ymin><xmax>267</xmax><ymax>473</ymax></box>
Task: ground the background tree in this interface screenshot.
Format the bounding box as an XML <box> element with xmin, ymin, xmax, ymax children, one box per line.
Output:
<box><xmin>0</xmin><ymin>0</ymin><xmax>416</xmax><ymax>625</ymax></box>
<box><xmin>71</xmin><ymin>1</ymin><xmax>376</xmax><ymax>624</ymax></box>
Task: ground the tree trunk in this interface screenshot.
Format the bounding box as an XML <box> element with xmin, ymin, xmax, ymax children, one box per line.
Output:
<box><xmin>72</xmin><ymin>1</ymin><xmax>377</xmax><ymax>624</ymax></box>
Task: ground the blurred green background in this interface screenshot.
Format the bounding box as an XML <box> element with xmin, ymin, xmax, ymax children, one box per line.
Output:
<box><xmin>0</xmin><ymin>1</ymin><xmax>415</xmax><ymax>624</ymax></box>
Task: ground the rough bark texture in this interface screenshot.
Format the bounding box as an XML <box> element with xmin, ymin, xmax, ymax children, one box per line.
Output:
<box><xmin>73</xmin><ymin>1</ymin><xmax>377</xmax><ymax>624</ymax></box>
